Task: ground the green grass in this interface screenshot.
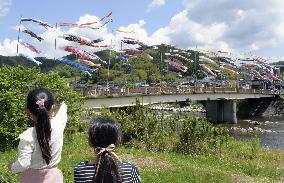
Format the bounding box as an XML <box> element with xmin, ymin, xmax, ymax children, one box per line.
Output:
<box><xmin>1</xmin><ymin>133</ymin><xmax>284</xmax><ymax>183</ymax></box>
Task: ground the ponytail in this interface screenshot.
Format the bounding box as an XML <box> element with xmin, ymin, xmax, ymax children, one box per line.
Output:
<box><xmin>89</xmin><ymin>116</ymin><xmax>122</xmax><ymax>183</ymax></box>
<box><xmin>27</xmin><ymin>88</ymin><xmax>54</xmax><ymax>165</ymax></box>
<box><xmin>36</xmin><ymin>108</ymin><xmax>51</xmax><ymax>165</ymax></box>
<box><xmin>93</xmin><ymin>151</ymin><xmax>122</xmax><ymax>183</ymax></box>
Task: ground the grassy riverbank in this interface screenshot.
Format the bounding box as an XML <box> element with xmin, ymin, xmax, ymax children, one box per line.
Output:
<box><xmin>1</xmin><ymin>133</ymin><xmax>284</xmax><ymax>183</ymax></box>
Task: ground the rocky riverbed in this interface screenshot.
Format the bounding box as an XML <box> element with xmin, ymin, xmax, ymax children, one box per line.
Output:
<box><xmin>148</xmin><ymin>103</ymin><xmax>206</xmax><ymax>113</ymax></box>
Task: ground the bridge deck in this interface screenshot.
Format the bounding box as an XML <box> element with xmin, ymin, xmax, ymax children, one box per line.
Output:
<box><xmin>83</xmin><ymin>87</ymin><xmax>276</xmax><ymax>108</ymax></box>
<box><xmin>85</xmin><ymin>87</ymin><xmax>275</xmax><ymax>97</ymax></box>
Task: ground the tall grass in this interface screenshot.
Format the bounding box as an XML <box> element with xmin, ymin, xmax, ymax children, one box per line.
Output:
<box><xmin>1</xmin><ymin>133</ymin><xmax>284</xmax><ymax>182</ymax></box>
<box><xmin>1</xmin><ymin>104</ymin><xmax>284</xmax><ymax>182</ymax></box>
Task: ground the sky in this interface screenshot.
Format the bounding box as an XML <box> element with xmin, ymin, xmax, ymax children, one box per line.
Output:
<box><xmin>0</xmin><ymin>0</ymin><xmax>284</xmax><ymax>61</ymax></box>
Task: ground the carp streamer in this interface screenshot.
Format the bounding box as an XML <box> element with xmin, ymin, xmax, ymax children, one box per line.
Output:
<box><xmin>19</xmin><ymin>53</ymin><xmax>42</xmax><ymax>66</ymax></box>
<box><xmin>60</xmin><ymin>12</ymin><xmax>112</xmax><ymax>27</ymax></box>
<box><xmin>21</xmin><ymin>18</ymin><xmax>53</xmax><ymax>29</ymax></box>
<box><xmin>60</xmin><ymin>59</ymin><xmax>96</xmax><ymax>76</ymax></box>
<box><xmin>20</xmin><ymin>41</ymin><xmax>42</xmax><ymax>54</ymax></box>
<box><xmin>63</xmin><ymin>46</ymin><xmax>106</xmax><ymax>64</ymax></box>
<box><xmin>22</xmin><ymin>29</ymin><xmax>44</xmax><ymax>42</ymax></box>
<box><xmin>61</xmin><ymin>34</ymin><xmax>109</xmax><ymax>47</ymax></box>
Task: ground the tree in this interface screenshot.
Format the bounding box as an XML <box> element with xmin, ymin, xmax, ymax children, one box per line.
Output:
<box><xmin>53</xmin><ymin>65</ymin><xmax>81</xmax><ymax>78</ymax></box>
<box><xmin>133</xmin><ymin>69</ymin><xmax>147</xmax><ymax>82</ymax></box>
<box><xmin>148</xmin><ymin>65</ymin><xmax>161</xmax><ymax>83</ymax></box>
<box><xmin>162</xmin><ymin>73</ymin><xmax>178</xmax><ymax>82</ymax></box>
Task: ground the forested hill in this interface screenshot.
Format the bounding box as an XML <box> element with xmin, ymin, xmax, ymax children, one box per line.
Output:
<box><xmin>0</xmin><ymin>55</ymin><xmax>60</xmax><ymax>73</ymax></box>
<box><xmin>0</xmin><ymin>46</ymin><xmax>241</xmax><ymax>84</ymax></box>
<box><xmin>271</xmin><ymin>61</ymin><xmax>284</xmax><ymax>65</ymax></box>
<box><xmin>0</xmin><ymin>46</ymin><xmax>201</xmax><ymax>82</ymax></box>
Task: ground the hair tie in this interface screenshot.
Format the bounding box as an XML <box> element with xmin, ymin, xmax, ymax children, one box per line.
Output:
<box><xmin>96</xmin><ymin>144</ymin><xmax>115</xmax><ymax>154</ymax></box>
<box><xmin>36</xmin><ymin>99</ymin><xmax>45</xmax><ymax>109</ymax></box>
<box><xmin>95</xmin><ymin>144</ymin><xmax>121</xmax><ymax>177</ymax></box>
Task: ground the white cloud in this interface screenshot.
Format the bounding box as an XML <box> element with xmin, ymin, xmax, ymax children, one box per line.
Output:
<box><xmin>0</xmin><ymin>0</ymin><xmax>11</xmax><ymax>16</ymax></box>
<box><xmin>0</xmin><ymin>38</ymin><xmax>18</xmax><ymax>56</ymax></box>
<box><xmin>174</xmin><ymin>0</ymin><xmax>284</xmax><ymax>53</ymax></box>
<box><xmin>151</xmin><ymin>10</ymin><xmax>228</xmax><ymax>51</ymax></box>
<box><xmin>129</xmin><ymin>0</ymin><xmax>284</xmax><ymax>55</ymax></box>
<box><xmin>147</xmin><ymin>0</ymin><xmax>166</xmax><ymax>12</ymax></box>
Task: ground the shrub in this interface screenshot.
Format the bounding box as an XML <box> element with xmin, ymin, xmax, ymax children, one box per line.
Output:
<box><xmin>96</xmin><ymin>101</ymin><xmax>229</xmax><ymax>155</ymax></box>
<box><xmin>97</xmin><ymin>102</ymin><xmax>179</xmax><ymax>152</ymax></box>
<box><xmin>176</xmin><ymin>115</ymin><xmax>229</xmax><ymax>155</ymax></box>
<box><xmin>0</xmin><ymin>66</ymin><xmax>85</xmax><ymax>150</ymax></box>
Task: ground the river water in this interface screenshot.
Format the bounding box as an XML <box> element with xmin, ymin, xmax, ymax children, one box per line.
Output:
<box><xmin>229</xmin><ymin>116</ymin><xmax>284</xmax><ymax>151</ymax></box>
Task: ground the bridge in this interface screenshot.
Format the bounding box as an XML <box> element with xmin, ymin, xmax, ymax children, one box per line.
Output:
<box><xmin>82</xmin><ymin>86</ymin><xmax>277</xmax><ymax>124</ymax></box>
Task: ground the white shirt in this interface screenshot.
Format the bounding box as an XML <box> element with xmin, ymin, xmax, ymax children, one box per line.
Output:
<box><xmin>11</xmin><ymin>103</ymin><xmax>68</xmax><ymax>173</ymax></box>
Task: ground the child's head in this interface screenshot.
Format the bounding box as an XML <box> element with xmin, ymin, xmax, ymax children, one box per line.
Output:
<box><xmin>88</xmin><ymin>116</ymin><xmax>122</xmax><ymax>183</ymax></box>
<box><xmin>27</xmin><ymin>88</ymin><xmax>54</xmax><ymax>165</ymax></box>
<box><xmin>27</xmin><ymin>88</ymin><xmax>54</xmax><ymax>116</ymax></box>
<box><xmin>88</xmin><ymin>116</ymin><xmax>121</xmax><ymax>149</ymax></box>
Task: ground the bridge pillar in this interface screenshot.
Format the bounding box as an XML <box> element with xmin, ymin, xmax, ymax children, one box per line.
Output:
<box><xmin>205</xmin><ymin>100</ymin><xmax>237</xmax><ymax>124</ymax></box>
<box><xmin>223</xmin><ymin>100</ymin><xmax>237</xmax><ymax>124</ymax></box>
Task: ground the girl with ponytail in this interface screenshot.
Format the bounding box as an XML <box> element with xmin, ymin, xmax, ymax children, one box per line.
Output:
<box><xmin>9</xmin><ymin>88</ymin><xmax>68</xmax><ymax>183</ymax></box>
<box><xmin>74</xmin><ymin>116</ymin><xmax>141</xmax><ymax>183</ymax></box>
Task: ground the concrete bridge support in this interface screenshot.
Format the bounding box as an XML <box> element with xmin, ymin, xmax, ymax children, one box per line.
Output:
<box><xmin>205</xmin><ymin>100</ymin><xmax>237</xmax><ymax>124</ymax></box>
<box><xmin>237</xmin><ymin>97</ymin><xmax>281</xmax><ymax>117</ymax></box>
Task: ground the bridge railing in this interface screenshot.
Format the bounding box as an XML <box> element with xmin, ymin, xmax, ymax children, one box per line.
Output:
<box><xmin>85</xmin><ymin>86</ymin><xmax>276</xmax><ymax>97</ymax></box>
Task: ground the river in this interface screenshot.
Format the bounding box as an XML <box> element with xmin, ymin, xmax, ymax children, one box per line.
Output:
<box><xmin>228</xmin><ymin>116</ymin><xmax>284</xmax><ymax>151</ymax></box>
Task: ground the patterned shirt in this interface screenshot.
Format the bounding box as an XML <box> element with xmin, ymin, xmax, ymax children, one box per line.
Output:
<box><xmin>74</xmin><ymin>161</ymin><xmax>141</xmax><ymax>183</ymax></box>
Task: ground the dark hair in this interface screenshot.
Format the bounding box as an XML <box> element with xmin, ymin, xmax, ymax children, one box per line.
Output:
<box><xmin>27</xmin><ymin>88</ymin><xmax>54</xmax><ymax>165</ymax></box>
<box><xmin>89</xmin><ymin>116</ymin><xmax>122</xmax><ymax>183</ymax></box>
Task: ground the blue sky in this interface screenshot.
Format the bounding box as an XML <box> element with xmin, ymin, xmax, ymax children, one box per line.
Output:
<box><xmin>1</xmin><ymin>0</ymin><xmax>284</xmax><ymax>61</ymax></box>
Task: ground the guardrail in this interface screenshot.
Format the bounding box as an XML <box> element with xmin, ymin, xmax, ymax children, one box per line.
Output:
<box><xmin>76</xmin><ymin>86</ymin><xmax>277</xmax><ymax>97</ymax></box>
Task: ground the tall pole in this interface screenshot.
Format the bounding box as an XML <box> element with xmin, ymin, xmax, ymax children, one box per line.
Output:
<box><xmin>167</xmin><ymin>45</ymin><xmax>169</xmax><ymax>73</ymax></box>
<box><xmin>236</xmin><ymin>72</ymin><xmax>239</xmax><ymax>92</ymax></box>
<box><xmin>16</xmin><ymin>15</ymin><xmax>22</xmax><ymax>55</ymax></box>
<box><xmin>160</xmin><ymin>49</ymin><xmax>163</xmax><ymax>65</ymax></box>
<box><xmin>158</xmin><ymin>47</ymin><xmax>162</xmax><ymax>87</ymax></box>
<box><xmin>54</xmin><ymin>23</ymin><xmax>57</xmax><ymax>60</ymax></box>
<box><xmin>107</xmin><ymin>39</ymin><xmax>112</xmax><ymax>96</ymax></box>
<box><xmin>165</xmin><ymin>45</ymin><xmax>169</xmax><ymax>85</ymax></box>
<box><xmin>194</xmin><ymin>45</ymin><xmax>197</xmax><ymax>91</ymax></box>
<box><xmin>16</xmin><ymin>27</ymin><xmax>20</xmax><ymax>55</ymax></box>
